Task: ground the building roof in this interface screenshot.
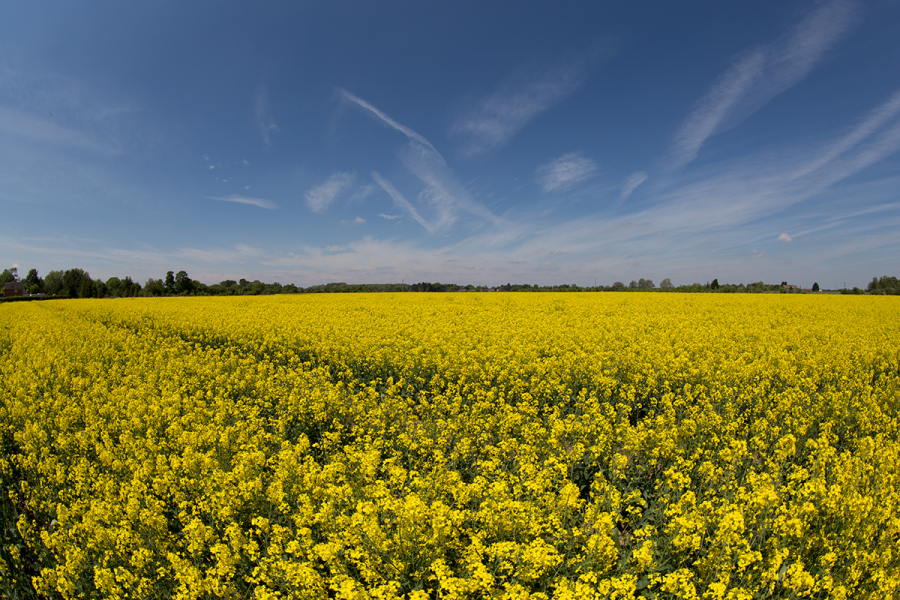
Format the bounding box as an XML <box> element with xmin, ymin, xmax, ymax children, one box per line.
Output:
<box><xmin>3</xmin><ymin>281</ymin><xmax>24</xmax><ymax>290</ymax></box>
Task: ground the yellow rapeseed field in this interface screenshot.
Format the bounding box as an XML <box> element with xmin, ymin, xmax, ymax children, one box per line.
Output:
<box><xmin>1</xmin><ymin>293</ymin><xmax>898</xmax><ymax>599</ymax></box>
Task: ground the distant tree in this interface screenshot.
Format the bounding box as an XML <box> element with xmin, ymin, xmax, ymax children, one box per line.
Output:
<box><xmin>24</xmin><ymin>268</ymin><xmax>42</xmax><ymax>291</ymax></box>
<box><xmin>174</xmin><ymin>271</ymin><xmax>193</xmax><ymax>294</ymax></box>
<box><xmin>867</xmin><ymin>276</ymin><xmax>899</xmax><ymax>294</ymax></box>
<box><xmin>660</xmin><ymin>278</ymin><xmax>673</xmax><ymax>289</ymax></box>
<box><xmin>61</xmin><ymin>268</ymin><xmax>90</xmax><ymax>298</ymax></box>
<box><xmin>628</xmin><ymin>280</ymin><xmax>637</xmax><ymax>289</ymax></box>
<box><xmin>711</xmin><ymin>278</ymin><xmax>720</xmax><ymax>290</ymax></box>
<box><xmin>79</xmin><ymin>277</ymin><xmax>94</xmax><ymax>298</ymax></box>
<box><xmin>107</xmin><ymin>277</ymin><xmax>122</xmax><ymax>297</ymax></box>
<box><xmin>121</xmin><ymin>276</ymin><xmax>138</xmax><ymax>297</ymax></box>
<box><xmin>220</xmin><ymin>280</ymin><xmax>237</xmax><ymax>288</ymax></box>
<box><xmin>44</xmin><ymin>271</ymin><xmax>63</xmax><ymax>296</ymax></box>
<box><xmin>165</xmin><ymin>271</ymin><xmax>176</xmax><ymax>294</ymax></box>
<box><xmin>93</xmin><ymin>279</ymin><xmax>108</xmax><ymax>298</ymax></box>
<box><xmin>0</xmin><ymin>267</ymin><xmax>18</xmax><ymax>284</ymax></box>
<box><xmin>637</xmin><ymin>278</ymin><xmax>655</xmax><ymax>289</ymax></box>
<box><xmin>612</xmin><ymin>281</ymin><xmax>624</xmax><ymax>289</ymax></box>
<box><xmin>781</xmin><ymin>281</ymin><xmax>788</xmax><ymax>287</ymax></box>
<box><xmin>812</xmin><ymin>282</ymin><xmax>820</xmax><ymax>292</ymax></box>
<box><xmin>142</xmin><ymin>278</ymin><xmax>165</xmax><ymax>297</ymax></box>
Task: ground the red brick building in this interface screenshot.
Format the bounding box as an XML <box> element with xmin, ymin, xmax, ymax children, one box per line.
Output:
<box><xmin>3</xmin><ymin>281</ymin><xmax>24</xmax><ymax>297</ymax></box>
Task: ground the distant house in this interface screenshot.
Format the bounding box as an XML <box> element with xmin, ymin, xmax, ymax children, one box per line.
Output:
<box><xmin>3</xmin><ymin>281</ymin><xmax>25</xmax><ymax>297</ymax></box>
<box><xmin>783</xmin><ymin>284</ymin><xmax>799</xmax><ymax>291</ymax></box>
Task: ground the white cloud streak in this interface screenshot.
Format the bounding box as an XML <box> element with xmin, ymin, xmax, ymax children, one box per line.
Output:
<box><xmin>206</xmin><ymin>195</ymin><xmax>278</xmax><ymax>210</ymax></box>
<box><xmin>341</xmin><ymin>90</ymin><xmax>507</xmax><ymax>234</ymax></box>
<box><xmin>0</xmin><ymin>107</ymin><xmax>116</xmax><ymax>153</ymax></box>
<box><xmin>305</xmin><ymin>172</ymin><xmax>355</xmax><ymax>213</ymax></box>
<box><xmin>670</xmin><ymin>0</ymin><xmax>858</xmax><ymax>172</ymax></box>
<box><xmin>791</xmin><ymin>89</ymin><xmax>900</xmax><ymax>180</ymax></box>
<box><xmin>254</xmin><ymin>82</ymin><xmax>280</xmax><ymax>147</ymax></box>
<box><xmin>400</xmin><ymin>142</ymin><xmax>507</xmax><ymax>230</ymax></box>
<box><xmin>371</xmin><ymin>172</ymin><xmax>434</xmax><ymax>233</ymax></box>
<box><xmin>620</xmin><ymin>171</ymin><xmax>648</xmax><ymax>201</ymax></box>
<box><xmin>339</xmin><ymin>88</ymin><xmax>441</xmax><ymax>157</ymax></box>
<box><xmin>453</xmin><ymin>60</ymin><xmax>589</xmax><ymax>156</ymax></box>
<box><xmin>536</xmin><ymin>152</ymin><xmax>598</xmax><ymax>192</ymax></box>
<box><xmin>671</xmin><ymin>51</ymin><xmax>766</xmax><ymax>172</ymax></box>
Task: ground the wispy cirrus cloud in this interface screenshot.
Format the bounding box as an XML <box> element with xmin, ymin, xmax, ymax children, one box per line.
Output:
<box><xmin>371</xmin><ymin>171</ymin><xmax>434</xmax><ymax>233</ymax></box>
<box><xmin>399</xmin><ymin>141</ymin><xmax>507</xmax><ymax>230</ymax></box>
<box><xmin>790</xmin><ymin>89</ymin><xmax>900</xmax><ymax>181</ymax></box>
<box><xmin>340</xmin><ymin>89</ymin><xmax>507</xmax><ymax>233</ymax></box>
<box><xmin>453</xmin><ymin>55</ymin><xmax>597</xmax><ymax>156</ymax></box>
<box><xmin>670</xmin><ymin>0</ymin><xmax>859</xmax><ymax>172</ymax></box>
<box><xmin>626</xmin><ymin>91</ymin><xmax>900</xmax><ymax>246</ymax></box>
<box><xmin>205</xmin><ymin>194</ymin><xmax>278</xmax><ymax>209</ymax></box>
<box><xmin>0</xmin><ymin>107</ymin><xmax>116</xmax><ymax>153</ymax></box>
<box><xmin>537</xmin><ymin>152</ymin><xmax>598</xmax><ymax>193</ymax></box>
<box><xmin>620</xmin><ymin>171</ymin><xmax>648</xmax><ymax>202</ymax></box>
<box><xmin>254</xmin><ymin>82</ymin><xmax>280</xmax><ymax>147</ymax></box>
<box><xmin>305</xmin><ymin>172</ymin><xmax>355</xmax><ymax>213</ymax></box>
<box><xmin>338</xmin><ymin>88</ymin><xmax>441</xmax><ymax>157</ymax></box>
<box><xmin>0</xmin><ymin>64</ymin><xmax>143</xmax><ymax>206</ymax></box>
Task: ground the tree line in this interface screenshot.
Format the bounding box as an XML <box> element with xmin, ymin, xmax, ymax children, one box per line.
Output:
<box><xmin>3</xmin><ymin>266</ymin><xmax>898</xmax><ymax>299</ymax></box>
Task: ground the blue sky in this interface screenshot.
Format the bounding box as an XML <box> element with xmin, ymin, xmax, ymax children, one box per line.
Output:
<box><xmin>1</xmin><ymin>0</ymin><xmax>899</xmax><ymax>288</ymax></box>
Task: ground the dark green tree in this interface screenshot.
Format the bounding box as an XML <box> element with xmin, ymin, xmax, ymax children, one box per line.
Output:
<box><xmin>93</xmin><ymin>279</ymin><xmax>108</xmax><ymax>298</ymax></box>
<box><xmin>120</xmin><ymin>276</ymin><xmax>139</xmax><ymax>297</ymax></box>
<box><xmin>61</xmin><ymin>269</ymin><xmax>90</xmax><ymax>298</ymax></box>
<box><xmin>812</xmin><ymin>282</ymin><xmax>820</xmax><ymax>292</ymax></box>
<box><xmin>174</xmin><ymin>271</ymin><xmax>193</xmax><ymax>294</ymax></box>
<box><xmin>44</xmin><ymin>271</ymin><xmax>63</xmax><ymax>296</ymax></box>
<box><xmin>867</xmin><ymin>276</ymin><xmax>899</xmax><ymax>294</ymax></box>
<box><xmin>165</xmin><ymin>271</ymin><xmax>176</xmax><ymax>294</ymax></box>
<box><xmin>711</xmin><ymin>278</ymin><xmax>720</xmax><ymax>290</ymax></box>
<box><xmin>79</xmin><ymin>278</ymin><xmax>94</xmax><ymax>298</ymax></box>
<box><xmin>142</xmin><ymin>278</ymin><xmax>165</xmax><ymax>297</ymax></box>
<box><xmin>24</xmin><ymin>269</ymin><xmax>42</xmax><ymax>291</ymax></box>
<box><xmin>106</xmin><ymin>277</ymin><xmax>122</xmax><ymax>297</ymax></box>
<box><xmin>0</xmin><ymin>267</ymin><xmax>17</xmax><ymax>284</ymax></box>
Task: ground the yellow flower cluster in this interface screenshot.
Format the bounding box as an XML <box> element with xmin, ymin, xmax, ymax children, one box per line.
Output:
<box><xmin>1</xmin><ymin>293</ymin><xmax>899</xmax><ymax>599</ymax></box>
